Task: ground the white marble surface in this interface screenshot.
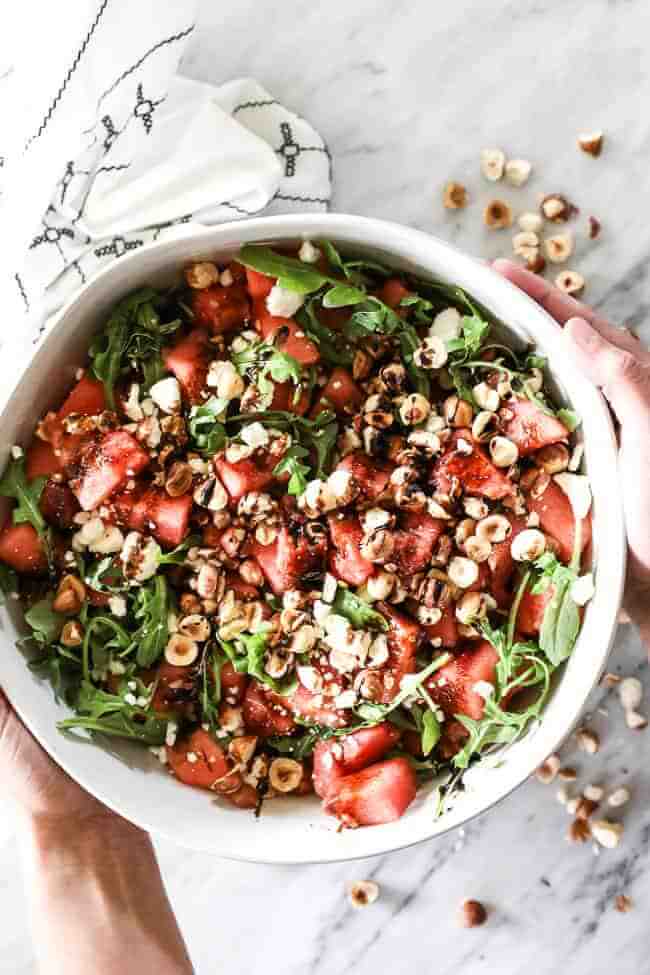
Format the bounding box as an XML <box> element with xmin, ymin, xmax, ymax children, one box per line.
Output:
<box><xmin>3</xmin><ymin>1</ymin><xmax>650</xmax><ymax>972</ymax></box>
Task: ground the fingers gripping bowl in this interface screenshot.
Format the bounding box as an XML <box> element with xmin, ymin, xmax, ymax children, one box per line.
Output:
<box><xmin>0</xmin><ymin>215</ymin><xmax>624</xmax><ymax>862</ymax></box>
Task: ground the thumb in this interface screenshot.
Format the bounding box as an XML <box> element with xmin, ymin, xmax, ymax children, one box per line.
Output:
<box><xmin>564</xmin><ymin>317</ymin><xmax>650</xmax><ymax>425</ymax></box>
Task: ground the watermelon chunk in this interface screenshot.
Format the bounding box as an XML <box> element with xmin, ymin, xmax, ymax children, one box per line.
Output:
<box><xmin>0</xmin><ymin>522</ymin><xmax>47</xmax><ymax>574</ymax></box>
<box><xmin>500</xmin><ymin>398</ymin><xmax>569</xmax><ymax>456</ymax></box>
<box><xmin>488</xmin><ymin>516</ymin><xmax>527</xmax><ymax>607</ymax></box>
<box><xmin>255</xmin><ymin>301</ymin><xmax>320</xmax><ymax>366</ymax></box>
<box><xmin>58</xmin><ymin>374</ymin><xmax>106</xmax><ymax>419</ymax></box>
<box><xmin>242</xmin><ymin>682</ymin><xmax>295</xmax><ymax>737</ymax></box>
<box><xmin>313</xmin><ymin>722</ymin><xmax>401</xmax><ymax>798</ymax></box>
<box><xmin>251</xmin><ymin>523</ymin><xmax>327</xmax><ymax>595</ymax></box>
<box><xmin>323</xmin><ymin>758</ymin><xmax>417</xmax><ymax>826</ymax></box>
<box><xmin>113</xmin><ymin>488</ymin><xmax>192</xmax><ymax>548</ymax></box>
<box><xmin>525</xmin><ymin>478</ymin><xmax>592</xmax><ymax>564</ymax></box>
<box><xmin>327</xmin><ymin>514</ymin><xmax>374</xmax><ymax>586</ymax></box>
<box><xmin>517</xmin><ymin>585</ymin><xmax>554</xmax><ymax>636</ymax></box>
<box><xmin>72</xmin><ymin>430</ymin><xmax>149</xmax><ymax>511</ymax></box>
<box><xmin>215</xmin><ymin>450</ymin><xmax>281</xmax><ymax>502</ymax></box>
<box><xmin>162</xmin><ymin>328</ymin><xmax>211</xmax><ymax>403</ymax></box>
<box><xmin>39</xmin><ymin>480</ymin><xmax>80</xmax><ymax>530</ymax></box>
<box><xmin>392</xmin><ymin>511</ymin><xmax>444</xmax><ymax>575</ymax></box>
<box><xmin>191</xmin><ymin>284</ymin><xmax>250</xmax><ymax>335</ymax></box>
<box><xmin>245</xmin><ymin>267</ymin><xmax>275</xmax><ymax>299</ymax></box>
<box><xmin>376</xmin><ymin>278</ymin><xmax>411</xmax><ymax>311</ymax></box>
<box><xmin>377</xmin><ymin>602</ymin><xmax>422</xmax><ymax>703</ymax></box>
<box><xmin>432</xmin><ymin>435</ymin><xmax>513</xmax><ymax>500</ymax></box>
<box><xmin>270</xmin><ymin>380</ymin><xmax>311</xmax><ymax>415</ymax></box>
<box><xmin>26</xmin><ymin>440</ymin><xmax>63</xmax><ymax>481</ymax></box>
<box><xmin>422</xmin><ymin>603</ymin><xmax>459</xmax><ymax>648</ymax></box>
<box><xmin>333</xmin><ymin>451</ymin><xmax>393</xmax><ymax>503</ymax></box>
<box><xmin>426</xmin><ymin>640</ymin><xmax>499</xmax><ymax>720</ymax></box>
<box><xmin>289</xmin><ymin>683</ymin><xmax>348</xmax><ymax>730</ymax></box>
<box><xmin>311</xmin><ymin>368</ymin><xmax>363</xmax><ymax>417</ymax></box>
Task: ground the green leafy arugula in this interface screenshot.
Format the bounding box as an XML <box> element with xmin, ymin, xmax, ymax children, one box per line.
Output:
<box><xmin>354</xmin><ymin>654</ymin><xmax>451</xmax><ymax>725</ymax></box>
<box><xmin>331</xmin><ymin>588</ymin><xmax>388</xmax><ymax>631</ymax></box>
<box><xmin>0</xmin><ymin>457</ymin><xmax>51</xmax><ymax>558</ymax></box>
<box><xmin>188</xmin><ymin>397</ymin><xmax>228</xmax><ymax>456</ymax></box>
<box><xmin>200</xmin><ymin>649</ymin><xmax>224</xmax><ymax>730</ymax></box>
<box><xmin>24</xmin><ymin>596</ymin><xmax>63</xmax><ymax>646</ymax></box>
<box><xmin>132</xmin><ymin>576</ymin><xmax>170</xmax><ymax>668</ymax></box>
<box><xmin>237</xmin><ymin>631</ymin><xmax>298</xmax><ymax>695</ymax></box>
<box><xmin>58</xmin><ymin>679</ymin><xmax>167</xmax><ymax>744</ymax></box>
<box><xmin>557</xmin><ymin>408</ymin><xmax>581</xmax><ymax>433</ymax></box>
<box><xmin>89</xmin><ymin>287</ymin><xmax>181</xmax><ymax>407</ymax></box>
<box><xmin>230</xmin><ymin>409</ymin><xmax>339</xmax><ymax>481</ymax></box>
<box><xmin>273</xmin><ymin>445</ymin><xmax>311</xmax><ymax>495</ymax></box>
<box><xmin>531</xmin><ymin>552</ymin><xmax>581</xmax><ymax>667</ymax></box>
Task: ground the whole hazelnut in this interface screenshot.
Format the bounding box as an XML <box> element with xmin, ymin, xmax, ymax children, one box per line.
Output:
<box><xmin>484</xmin><ymin>199</ymin><xmax>513</xmax><ymax>230</ymax></box>
<box><xmin>460</xmin><ymin>899</ymin><xmax>487</xmax><ymax>928</ymax></box>
<box><xmin>443</xmin><ymin>181</ymin><xmax>469</xmax><ymax>209</ymax></box>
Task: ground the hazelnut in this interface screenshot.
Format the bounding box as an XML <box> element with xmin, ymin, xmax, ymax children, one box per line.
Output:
<box><xmin>540</xmin><ymin>194</ymin><xmax>575</xmax><ymax>223</ymax></box>
<box><xmin>413</xmin><ymin>336</ymin><xmax>448</xmax><ymax>370</ymax></box>
<box><xmin>512</xmin><ymin>230</ymin><xmax>540</xmax><ymax>262</ymax></box>
<box><xmin>60</xmin><ymin>620</ymin><xmax>84</xmax><ymax>647</ymax></box>
<box><xmin>583</xmin><ymin>784</ymin><xmax>605</xmax><ymax>802</ymax></box>
<box><xmin>471</xmin><ymin>409</ymin><xmax>499</xmax><ymax>442</ymax></box>
<box><xmin>518</xmin><ymin>211</ymin><xmax>543</xmax><ymax>233</ymax></box>
<box><xmin>591</xmin><ymin>819</ymin><xmax>624</xmax><ymax>849</ymax></box>
<box><xmin>480</xmin><ymin>148</ymin><xmax>506</xmax><ymax>181</ymax></box>
<box><xmin>165</xmin><ymin>461</ymin><xmax>193</xmax><ymax>497</ymax></box>
<box><xmin>443</xmin><ymin>181</ymin><xmax>468</xmax><ymax>209</ymax></box>
<box><xmin>618</xmin><ymin>676</ymin><xmax>642</xmax><ymax>712</ymax></box>
<box><xmin>179</xmin><ymin>592</ymin><xmax>202</xmax><ymax>615</ymax></box>
<box><xmin>558</xmin><ymin>766</ymin><xmax>578</xmax><ymax>783</ymax></box>
<box><xmin>443</xmin><ymin>395</ymin><xmax>473</xmax><ymax>427</ymax></box>
<box><xmin>489</xmin><ymin>435</ymin><xmax>519</xmax><ymax>468</ymax></box>
<box><xmin>164</xmin><ymin>634</ymin><xmax>199</xmax><ymax>667</ymax></box>
<box><xmin>535</xmin><ymin>754</ymin><xmax>561</xmax><ymax>784</ymax></box>
<box><xmin>352</xmin><ymin>349</ymin><xmax>372</xmax><ymax>381</ymax></box>
<box><xmin>614</xmin><ymin>894</ymin><xmax>633</xmax><ymax>913</ymax></box>
<box><xmin>578</xmin><ymin>130</ymin><xmax>604</xmax><ymax>157</ymax></box>
<box><xmin>448</xmin><ymin>556</ymin><xmax>480</xmax><ymax>589</ymax></box>
<box><xmin>459</xmin><ymin>899</ymin><xmax>487</xmax><ymax>928</ymax></box>
<box><xmin>52</xmin><ymin>575</ymin><xmax>86</xmax><ymax>615</ymax></box>
<box><xmin>510</xmin><ymin>528</ymin><xmax>546</xmax><ymax>562</ymax></box>
<box><xmin>588</xmin><ymin>215</ymin><xmax>602</xmax><ymax>239</ymax></box>
<box><xmin>476</xmin><ymin>513</ymin><xmax>511</xmax><ymax>544</ymax></box>
<box><xmin>367</xmin><ymin>571</ymin><xmax>396</xmax><ymax>601</ymax></box>
<box><xmin>399</xmin><ymin>393</ymin><xmax>431</xmax><ymax>426</ymax></box>
<box><xmin>348</xmin><ymin>880</ymin><xmax>380</xmax><ymax>909</ymax></box>
<box><xmin>575</xmin><ymin>797</ymin><xmax>598</xmax><ymax>821</ymax></box>
<box><xmin>526</xmin><ymin>252</ymin><xmax>546</xmax><ymax>274</ymax></box>
<box><xmin>177</xmin><ymin>614</ymin><xmax>211</xmax><ymax>642</ymax></box>
<box><xmin>537</xmin><ymin>443</ymin><xmax>570</xmax><ymax>474</ymax></box>
<box><xmin>484</xmin><ymin>199</ymin><xmax>513</xmax><ymax>229</ymax></box>
<box><xmin>555</xmin><ymin>270</ymin><xmax>585</xmax><ymax>295</ymax></box>
<box><xmin>576</xmin><ymin>727</ymin><xmax>600</xmax><ymax>754</ymax></box>
<box><xmin>268</xmin><ymin>757</ymin><xmax>304</xmax><ymax>793</ymax></box>
<box><xmin>544</xmin><ymin>233</ymin><xmax>574</xmax><ymax>264</ymax></box>
<box><xmin>464</xmin><ymin>535</ymin><xmax>492</xmax><ymax>563</ymax></box>
<box><xmin>625</xmin><ymin>710</ymin><xmax>647</xmax><ymax>730</ymax></box>
<box><xmin>568</xmin><ymin>819</ymin><xmax>592</xmax><ymax>844</ymax></box>
<box><xmin>193</xmin><ymin>476</ymin><xmax>228</xmax><ymax>511</ymax></box>
<box><xmin>455</xmin><ymin>591</ymin><xmax>492</xmax><ymax>624</ymax></box>
<box><xmin>472</xmin><ymin>382</ymin><xmax>499</xmax><ymax>412</ymax></box>
<box><xmin>504</xmin><ymin>158</ymin><xmax>532</xmax><ymax>186</ymax></box>
<box><xmin>229</xmin><ymin>735</ymin><xmax>258</xmax><ymax>766</ymax></box>
<box><xmin>185</xmin><ymin>262</ymin><xmax>219</xmax><ymax>289</ymax></box>
<box><xmin>239</xmin><ymin>559</ymin><xmax>264</xmax><ymax>587</ymax></box>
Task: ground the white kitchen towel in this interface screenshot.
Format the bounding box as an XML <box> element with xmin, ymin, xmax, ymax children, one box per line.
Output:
<box><xmin>0</xmin><ymin>0</ymin><xmax>331</xmax><ymax>347</ymax></box>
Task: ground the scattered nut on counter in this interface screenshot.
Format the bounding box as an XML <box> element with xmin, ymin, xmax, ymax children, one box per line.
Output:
<box><xmin>578</xmin><ymin>130</ymin><xmax>604</xmax><ymax>157</ymax></box>
<box><xmin>348</xmin><ymin>880</ymin><xmax>380</xmax><ymax>909</ymax></box>
<box><xmin>460</xmin><ymin>899</ymin><xmax>488</xmax><ymax>928</ymax></box>
<box><xmin>443</xmin><ymin>181</ymin><xmax>468</xmax><ymax>209</ymax></box>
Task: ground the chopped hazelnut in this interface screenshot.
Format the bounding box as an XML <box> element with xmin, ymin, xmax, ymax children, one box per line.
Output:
<box><xmin>518</xmin><ymin>211</ymin><xmax>544</xmax><ymax>233</ymax></box>
<box><xmin>591</xmin><ymin>819</ymin><xmax>624</xmax><ymax>849</ymax></box>
<box><xmin>460</xmin><ymin>899</ymin><xmax>487</xmax><ymax>927</ymax></box>
<box><xmin>607</xmin><ymin>786</ymin><xmax>631</xmax><ymax>808</ymax></box>
<box><xmin>568</xmin><ymin>819</ymin><xmax>592</xmax><ymax>844</ymax></box>
<box><xmin>618</xmin><ymin>676</ymin><xmax>643</xmax><ymax>712</ymax></box>
<box><xmin>555</xmin><ymin>270</ymin><xmax>585</xmax><ymax>295</ymax></box>
<box><xmin>480</xmin><ymin>148</ymin><xmax>506</xmax><ymax>181</ymax></box>
<box><xmin>588</xmin><ymin>215</ymin><xmax>602</xmax><ymax>239</ymax></box>
<box><xmin>185</xmin><ymin>262</ymin><xmax>219</xmax><ymax>289</ymax></box>
<box><xmin>576</xmin><ymin>727</ymin><xmax>600</xmax><ymax>754</ymax></box>
<box><xmin>614</xmin><ymin>894</ymin><xmax>632</xmax><ymax>913</ymax></box>
<box><xmin>535</xmin><ymin>754</ymin><xmax>561</xmax><ymax>784</ymax></box>
<box><xmin>60</xmin><ymin>620</ymin><xmax>84</xmax><ymax>647</ymax></box>
<box><xmin>578</xmin><ymin>130</ymin><xmax>604</xmax><ymax>157</ymax></box>
<box><xmin>443</xmin><ymin>181</ymin><xmax>469</xmax><ymax>209</ymax></box>
<box><xmin>512</xmin><ymin>231</ymin><xmax>540</xmax><ymax>261</ymax></box>
<box><xmin>558</xmin><ymin>766</ymin><xmax>578</xmax><ymax>782</ymax></box>
<box><xmin>348</xmin><ymin>880</ymin><xmax>380</xmax><ymax>909</ymax></box>
<box><xmin>583</xmin><ymin>784</ymin><xmax>604</xmax><ymax>802</ymax></box>
<box><xmin>489</xmin><ymin>435</ymin><xmax>519</xmax><ymax>469</ymax></box>
<box><xmin>540</xmin><ymin>194</ymin><xmax>576</xmax><ymax>223</ymax></box>
<box><xmin>625</xmin><ymin>710</ymin><xmax>647</xmax><ymax>730</ymax></box>
<box><xmin>52</xmin><ymin>575</ymin><xmax>86</xmax><ymax>615</ymax></box>
<box><xmin>526</xmin><ymin>252</ymin><xmax>546</xmax><ymax>274</ymax></box>
<box><xmin>269</xmin><ymin>758</ymin><xmax>303</xmax><ymax>793</ymax></box>
<box><xmin>544</xmin><ymin>233</ymin><xmax>574</xmax><ymax>264</ymax></box>
<box><xmin>575</xmin><ymin>797</ymin><xmax>598</xmax><ymax>821</ymax></box>
<box><xmin>504</xmin><ymin>158</ymin><xmax>532</xmax><ymax>186</ymax></box>
<box><xmin>484</xmin><ymin>199</ymin><xmax>513</xmax><ymax>229</ymax></box>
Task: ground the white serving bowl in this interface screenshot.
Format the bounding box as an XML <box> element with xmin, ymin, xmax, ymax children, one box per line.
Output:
<box><xmin>0</xmin><ymin>214</ymin><xmax>626</xmax><ymax>863</ymax></box>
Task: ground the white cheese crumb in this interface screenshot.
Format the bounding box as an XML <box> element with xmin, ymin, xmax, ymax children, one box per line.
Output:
<box><xmin>472</xmin><ymin>680</ymin><xmax>495</xmax><ymax>700</ymax></box>
<box><xmin>10</xmin><ymin>445</ymin><xmax>24</xmax><ymax>460</ymax></box>
<box><xmin>266</xmin><ymin>285</ymin><xmax>305</xmax><ymax>318</ymax></box>
<box><xmin>571</xmin><ymin>573</ymin><xmax>595</xmax><ymax>606</ymax></box>
<box><xmin>299</xmin><ymin>240</ymin><xmax>321</xmax><ymax>264</ymax></box>
<box><xmin>149</xmin><ymin>376</ymin><xmax>182</xmax><ymax>414</ymax></box>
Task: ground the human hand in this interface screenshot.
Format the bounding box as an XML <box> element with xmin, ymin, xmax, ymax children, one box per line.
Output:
<box><xmin>493</xmin><ymin>260</ymin><xmax>650</xmax><ymax>650</ymax></box>
<box><xmin>0</xmin><ymin>686</ymin><xmax>112</xmax><ymax>826</ymax></box>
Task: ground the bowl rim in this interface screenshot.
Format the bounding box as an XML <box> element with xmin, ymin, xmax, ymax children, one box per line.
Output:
<box><xmin>0</xmin><ymin>212</ymin><xmax>626</xmax><ymax>863</ymax></box>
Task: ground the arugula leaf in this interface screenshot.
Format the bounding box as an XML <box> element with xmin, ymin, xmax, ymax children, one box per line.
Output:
<box><xmin>331</xmin><ymin>588</ymin><xmax>388</xmax><ymax>631</ymax></box>
<box><xmin>132</xmin><ymin>576</ymin><xmax>169</xmax><ymax>667</ymax></box>
<box><xmin>229</xmin><ymin>409</ymin><xmax>338</xmax><ymax>480</ymax></box>
<box><xmin>81</xmin><ymin>614</ymin><xmax>132</xmax><ymax>680</ymax></box>
<box><xmin>157</xmin><ymin>535</ymin><xmax>201</xmax><ymax>567</ymax></box>
<box><xmin>421</xmin><ymin>709</ymin><xmax>441</xmax><ymax>756</ymax></box>
<box><xmin>557</xmin><ymin>408</ymin><xmax>581</xmax><ymax>432</ymax></box>
<box><xmin>257</xmin><ymin>349</ymin><xmax>303</xmax><ymax>400</ymax></box>
<box><xmin>200</xmin><ymin>649</ymin><xmax>224</xmax><ymax>730</ymax></box>
<box><xmin>24</xmin><ymin>596</ymin><xmax>63</xmax><ymax>646</ymax></box>
<box><xmin>354</xmin><ymin>654</ymin><xmax>451</xmax><ymax>724</ymax></box>
<box><xmin>273</xmin><ymin>445</ymin><xmax>310</xmax><ymax>496</ymax></box>
<box><xmin>267</xmin><ymin>729</ymin><xmax>321</xmax><ymax>759</ymax></box>
<box><xmin>188</xmin><ymin>397</ymin><xmax>228</xmax><ymax>456</ymax></box>
<box><xmin>446</xmin><ymin>310</ymin><xmax>490</xmax><ymax>362</ymax></box>
<box><xmin>239</xmin><ymin>245</ymin><xmax>328</xmax><ymax>295</ymax></box>
<box><xmin>0</xmin><ymin>457</ymin><xmax>49</xmax><ymax>546</ymax></box>
<box><xmin>59</xmin><ymin>680</ymin><xmax>167</xmax><ymax>744</ymax></box>
<box><xmin>297</xmin><ymin>302</ymin><xmax>353</xmax><ymax>367</ymax></box>
<box><xmin>322</xmin><ymin>284</ymin><xmax>368</xmax><ymax>309</ymax></box>
<box><xmin>84</xmin><ymin>555</ymin><xmax>128</xmax><ymax>593</ymax></box>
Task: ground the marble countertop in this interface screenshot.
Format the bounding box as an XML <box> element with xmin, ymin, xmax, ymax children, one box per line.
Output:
<box><xmin>2</xmin><ymin>1</ymin><xmax>650</xmax><ymax>972</ymax></box>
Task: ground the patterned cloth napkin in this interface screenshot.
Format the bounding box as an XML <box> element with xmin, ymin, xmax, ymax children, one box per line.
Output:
<box><xmin>0</xmin><ymin>0</ymin><xmax>331</xmax><ymax>347</ymax></box>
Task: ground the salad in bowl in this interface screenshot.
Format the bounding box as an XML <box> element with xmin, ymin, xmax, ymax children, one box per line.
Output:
<box><xmin>0</xmin><ymin>236</ymin><xmax>595</xmax><ymax>830</ymax></box>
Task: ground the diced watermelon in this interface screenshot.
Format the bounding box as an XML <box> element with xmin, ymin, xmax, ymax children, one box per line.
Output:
<box><xmin>289</xmin><ymin>683</ymin><xmax>348</xmax><ymax>730</ymax></box>
<box><xmin>167</xmin><ymin>728</ymin><xmax>251</xmax><ymax>805</ymax></box>
<box><xmin>525</xmin><ymin>478</ymin><xmax>592</xmax><ymax>564</ymax></box>
<box><xmin>323</xmin><ymin>758</ymin><xmax>417</xmax><ymax>826</ymax></box>
<box><xmin>26</xmin><ymin>440</ymin><xmax>63</xmax><ymax>480</ymax></box>
<box><xmin>162</xmin><ymin>328</ymin><xmax>211</xmax><ymax>403</ymax></box>
<box><xmin>149</xmin><ymin>661</ymin><xmax>196</xmax><ymax>715</ymax></box>
<box><xmin>225</xmin><ymin>572</ymin><xmax>260</xmax><ymax>601</ymax></box>
<box><xmin>327</xmin><ymin>514</ymin><xmax>374</xmax><ymax>586</ymax></box>
<box><xmin>245</xmin><ymin>267</ymin><xmax>275</xmax><ymax>299</ymax></box>
<box><xmin>334</xmin><ymin>451</ymin><xmax>394</xmax><ymax>503</ymax></box>
<box><xmin>72</xmin><ymin>430</ymin><xmax>149</xmax><ymax>511</ymax></box>
<box><xmin>255</xmin><ymin>301</ymin><xmax>320</xmax><ymax>366</ymax></box>
<box><xmin>432</xmin><ymin>436</ymin><xmax>514</xmax><ymax>500</ymax></box>
<box><xmin>422</xmin><ymin>603</ymin><xmax>459</xmax><ymax>648</ymax></box>
<box><xmin>242</xmin><ymin>682</ymin><xmax>295</xmax><ymax>737</ymax></box>
<box><xmin>58</xmin><ymin>374</ymin><xmax>106</xmax><ymax>419</ymax></box>
<box><xmin>517</xmin><ymin>585</ymin><xmax>554</xmax><ymax>636</ymax></box>
<box><xmin>39</xmin><ymin>480</ymin><xmax>80</xmax><ymax>529</ymax></box>
<box><xmin>376</xmin><ymin>278</ymin><xmax>411</xmax><ymax>311</ymax></box>
<box><xmin>311</xmin><ymin>368</ymin><xmax>363</xmax><ymax>417</ymax></box>
<box><xmin>0</xmin><ymin>522</ymin><xmax>47</xmax><ymax>573</ymax></box>
<box><xmin>220</xmin><ymin>661</ymin><xmax>249</xmax><ymax>706</ymax></box>
<box><xmin>270</xmin><ymin>380</ymin><xmax>311</xmax><ymax>415</ymax></box>
<box><xmin>251</xmin><ymin>523</ymin><xmax>327</xmax><ymax>595</ymax></box>
<box><xmin>312</xmin><ymin>722</ymin><xmax>401</xmax><ymax>798</ymax></box>
<box><xmin>426</xmin><ymin>640</ymin><xmax>499</xmax><ymax>720</ymax></box>
<box><xmin>215</xmin><ymin>450</ymin><xmax>280</xmax><ymax>502</ymax></box>
<box><xmin>500</xmin><ymin>398</ymin><xmax>569</xmax><ymax>456</ymax></box>
<box><xmin>113</xmin><ymin>488</ymin><xmax>192</xmax><ymax>548</ymax></box>
<box><xmin>489</xmin><ymin>516</ymin><xmax>527</xmax><ymax>607</ymax></box>
<box><xmin>392</xmin><ymin>511</ymin><xmax>444</xmax><ymax>575</ymax></box>
<box><xmin>438</xmin><ymin>719</ymin><xmax>470</xmax><ymax>760</ymax></box>
<box><xmin>191</xmin><ymin>284</ymin><xmax>250</xmax><ymax>335</ymax></box>
<box><xmin>377</xmin><ymin>603</ymin><xmax>422</xmax><ymax>703</ymax></box>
